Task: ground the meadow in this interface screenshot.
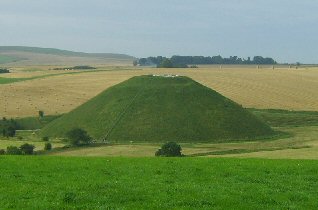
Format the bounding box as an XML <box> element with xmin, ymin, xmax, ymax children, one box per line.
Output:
<box><xmin>1</xmin><ymin>108</ymin><xmax>318</xmax><ymax>160</ymax></box>
<box><xmin>1</xmin><ymin>156</ymin><xmax>318</xmax><ymax>209</ymax></box>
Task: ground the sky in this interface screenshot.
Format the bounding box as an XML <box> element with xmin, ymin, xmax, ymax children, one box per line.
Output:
<box><xmin>0</xmin><ymin>0</ymin><xmax>317</xmax><ymax>63</ymax></box>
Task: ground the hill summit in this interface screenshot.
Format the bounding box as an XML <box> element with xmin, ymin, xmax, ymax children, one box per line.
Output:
<box><xmin>41</xmin><ymin>75</ymin><xmax>275</xmax><ymax>142</ymax></box>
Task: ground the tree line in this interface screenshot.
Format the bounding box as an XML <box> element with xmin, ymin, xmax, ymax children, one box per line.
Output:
<box><xmin>0</xmin><ymin>68</ymin><xmax>10</xmax><ymax>74</ymax></box>
<box><xmin>52</xmin><ymin>66</ymin><xmax>96</xmax><ymax>70</ymax></box>
<box><xmin>136</xmin><ymin>55</ymin><xmax>277</xmax><ymax>67</ymax></box>
<box><xmin>0</xmin><ymin>118</ymin><xmax>19</xmax><ymax>137</ymax></box>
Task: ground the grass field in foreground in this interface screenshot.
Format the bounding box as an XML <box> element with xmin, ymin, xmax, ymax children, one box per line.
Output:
<box><xmin>0</xmin><ymin>157</ymin><xmax>318</xmax><ymax>209</ymax></box>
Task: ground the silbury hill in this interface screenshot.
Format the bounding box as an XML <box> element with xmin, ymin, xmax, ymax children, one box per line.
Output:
<box><xmin>41</xmin><ymin>75</ymin><xmax>275</xmax><ymax>143</ymax></box>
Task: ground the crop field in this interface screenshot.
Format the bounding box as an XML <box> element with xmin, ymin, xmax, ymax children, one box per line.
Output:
<box><xmin>1</xmin><ymin>66</ymin><xmax>318</xmax><ymax>118</ymax></box>
<box><xmin>1</xmin><ymin>156</ymin><xmax>318</xmax><ymax>209</ymax></box>
<box><xmin>1</xmin><ymin>65</ymin><xmax>318</xmax><ymax>209</ymax></box>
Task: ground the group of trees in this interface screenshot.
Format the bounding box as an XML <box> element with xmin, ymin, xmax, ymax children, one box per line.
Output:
<box><xmin>0</xmin><ymin>68</ymin><xmax>10</xmax><ymax>73</ymax></box>
<box><xmin>0</xmin><ymin>143</ymin><xmax>35</xmax><ymax>155</ymax></box>
<box><xmin>52</xmin><ymin>66</ymin><xmax>96</xmax><ymax>70</ymax></box>
<box><xmin>0</xmin><ymin>118</ymin><xmax>19</xmax><ymax>137</ymax></box>
<box><xmin>137</xmin><ymin>55</ymin><xmax>277</xmax><ymax>67</ymax></box>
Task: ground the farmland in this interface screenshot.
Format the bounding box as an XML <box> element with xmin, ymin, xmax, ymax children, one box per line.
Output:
<box><xmin>1</xmin><ymin>64</ymin><xmax>318</xmax><ymax>209</ymax></box>
<box><xmin>1</xmin><ymin>66</ymin><xmax>318</xmax><ymax>118</ymax></box>
<box><xmin>2</xmin><ymin>1</ymin><xmax>318</xmax><ymax>209</ymax></box>
<box><xmin>1</xmin><ymin>102</ymin><xmax>318</xmax><ymax>160</ymax></box>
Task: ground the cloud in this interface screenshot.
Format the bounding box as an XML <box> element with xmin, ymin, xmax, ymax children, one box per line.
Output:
<box><xmin>0</xmin><ymin>0</ymin><xmax>317</xmax><ymax>62</ymax></box>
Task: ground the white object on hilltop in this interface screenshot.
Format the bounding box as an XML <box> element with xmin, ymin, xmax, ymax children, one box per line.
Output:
<box><xmin>152</xmin><ymin>74</ymin><xmax>179</xmax><ymax>78</ymax></box>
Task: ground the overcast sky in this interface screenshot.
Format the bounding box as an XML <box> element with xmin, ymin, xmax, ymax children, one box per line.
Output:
<box><xmin>0</xmin><ymin>0</ymin><xmax>317</xmax><ymax>63</ymax></box>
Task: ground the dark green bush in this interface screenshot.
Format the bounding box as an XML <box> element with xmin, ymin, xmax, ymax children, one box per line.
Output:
<box><xmin>44</xmin><ymin>142</ymin><xmax>52</xmax><ymax>151</ymax></box>
<box><xmin>42</xmin><ymin>136</ymin><xmax>49</xmax><ymax>141</ymax></box>
<box><xmin>66</xmin><ymin>128</ymin><xmax>91</xmax><ymax>146</ymax></box>
<box><xmin>20</xmin><ymin>143</ymin><xmax>35</xmax><ymax>155</ymax></box>
<box><xmin>0</xmin><ymin>118</ymin><xmax>19</xmax><ymax>137</ymax></box>
<box><xmin>0</xmin><ymin>68</ymin><xmax>10</xmax><ymax>73</ymax></box>
<box><xmin>6</xmin><ymin>146</ymin><xmax>22</xmax><ymax>155</ymax></box>
<box><xmin>0</xmin><ymin>149</ymin><xmax>5</xmax><ymax>155</ymax></box>
<box><xmin>155</xmin><ymin>142</ymin><xmax>183</xmax><ymax>157</ymax></box>
<box><xmin>38</xmin><ymin>110</ymin><xmax>44</xmax><ymax>118</ymax></box>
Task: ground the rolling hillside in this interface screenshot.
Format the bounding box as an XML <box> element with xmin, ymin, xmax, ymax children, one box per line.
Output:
<box><xmin>0</xmin><ymin>46</ymin><xmax>135</xmax><ymax>66</ymax></box>
<box><xmin>41</xmin><ymin>75</ymin><xmax>275</xmax><ymax>143</ymax></box>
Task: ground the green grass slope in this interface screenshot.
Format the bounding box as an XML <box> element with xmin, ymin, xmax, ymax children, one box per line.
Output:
<box><xmin>41</xmin><ymin>75</ymin><xmax>274</xmax><ymax>142</ymax></box>
<box><xmin>1</xmin><ymin>157</ymin><xmax>318</xmax><ymax>209</ymax></box>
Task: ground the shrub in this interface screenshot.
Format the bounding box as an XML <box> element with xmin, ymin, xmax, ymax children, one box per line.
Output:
<box><xmin>44</xmin><ymin>142</ymin><xmax>52</xmax><ymax>151</ymax></box>
<box><xmin>155</xmin><ymin>142</ymin><xmax>183</xmax><ymax>157</ymax></box>
<box><xmin>6</xmin><ymin>146</ymin><xmax>22</xmax><ymax>155</ymax></box>
<box><xmin>0</xmin><ymin>68</ymin><xmax>10</xmax><ymax>74</ymax></box>
<box><xmin>0</xmin><ymin>118</ymin><xmax>19</xmax><ymax>137</ymax></box>
<box><xmin>42</xmin><ymin>136</ymin><xmax>49</xmax><ymax>141</ymax></box>
<box><xmin>38</xmin><ymin>110</ymin><xmax>44</xmax><ymax>118</ymax></box>
<box><xmin>66</xmin><ymin>128</ymin><xmax>91</xmax><ymax>146</ymax></box>
<box><xmin>6</xmin><ymin>126</ymin><xmax>16</xmax><ymax>137</ymax></box>
<box><xmin>0</xmin><ymin>149</ymin><xmax>5</xmax><ymax>155</ymax></box>
<box><xmin>20</xmin><ymin>143</ymin><xmax>35</xmax><ymax>155</ymax></box>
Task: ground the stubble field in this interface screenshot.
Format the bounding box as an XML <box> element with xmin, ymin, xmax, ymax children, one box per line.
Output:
<box><xmin>1</xmin><ymin>66</ymin><xmax>318</xmax><ymax>118</ymax></box>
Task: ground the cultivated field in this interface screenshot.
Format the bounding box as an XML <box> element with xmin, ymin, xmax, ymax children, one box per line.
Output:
<box><xmin>1</xmin><ymin>65</ymin><xmax>318</xmax><ymax>160</ymax></box>
<box><xmin>1</xmin><ymin>65</ymin><xmax>318</xmax><ymax>209</ymax></box>
<box><xmin>1</xmin><ymin>66</ymin><xmax>318</xmax><ymax>118</ymax></box>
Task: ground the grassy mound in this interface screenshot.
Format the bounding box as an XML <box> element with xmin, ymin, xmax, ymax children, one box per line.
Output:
<box><xmin>41</xmin><ymin>75</ymin><xmax>274</xmax><ymax>142</ymax></box>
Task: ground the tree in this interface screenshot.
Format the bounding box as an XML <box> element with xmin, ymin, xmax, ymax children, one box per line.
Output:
<box><xmin>38</xmin><ymin>110</ymin><xmax>44</xmax><ymax>118</ymax></box>
<box><xmin>133</xmin><ymin>60</ymin><xmax>138</xmax><ymax>66</ymax></box>
<box><xmin>155</xmin><ymin>142</ymin><xmax>183</xmax><ymax>157</ymax></box>
<box><xmin>0</xmin><ymin>68</ymin><xmax>10</xmax><ymax>74</ymax></box>
<box><xmin>20</xmin><ymin>143</ymin><xmax>35</xmax><ymax>155</ymax></box>
<box><xmin>44</xmin><ymin>142</ymin><xmax>52</xmax><ymax>151</ymax></box>
<box><xmin>6</xmin><ymin>146</ymin><xmax>22</xmax><ymax>155</ymax></box>
<box><xmin>158</xmin><ymin>58</ymin><xmax>174</xmax><ymax>68</ymax></box>
<box><xmin>0</xmin><ymin>149</ymin><xmax>5</xmax><ymax>155</ymax></box>
<box><xmin>1</xmin><ymin>118</ymin><xmax>18</xmax><ymax>137</ymax></box>
<box><xmin>42</xmin><ymin>136</ymin><xmax>49</xmax><ymax>141</ymax></box>
<box><xmin>66</xmin><ymin>128</ymin><xmax>91</xmax><ymax>146</ymax></box>
<box><xmin>4</xmin><ymin>126</ymin><xmax>16</xmax><ymax>137</ymax></box>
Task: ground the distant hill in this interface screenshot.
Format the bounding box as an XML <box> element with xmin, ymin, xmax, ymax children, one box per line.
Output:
<box><xmin>0</xmin><ymin>46</ymin><xmax>135</xmax><ymax>66</ymax></box>
<box><xmin>41</xmin><ymin>75</ymin><xmax>275</xmax><ymax>143</ymax></box>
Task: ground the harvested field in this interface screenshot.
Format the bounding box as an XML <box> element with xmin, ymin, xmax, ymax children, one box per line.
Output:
<box><xmin>1</xmin><ymin>66</ymin><xmax>318</xmax><ymax>118</ymax></box>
